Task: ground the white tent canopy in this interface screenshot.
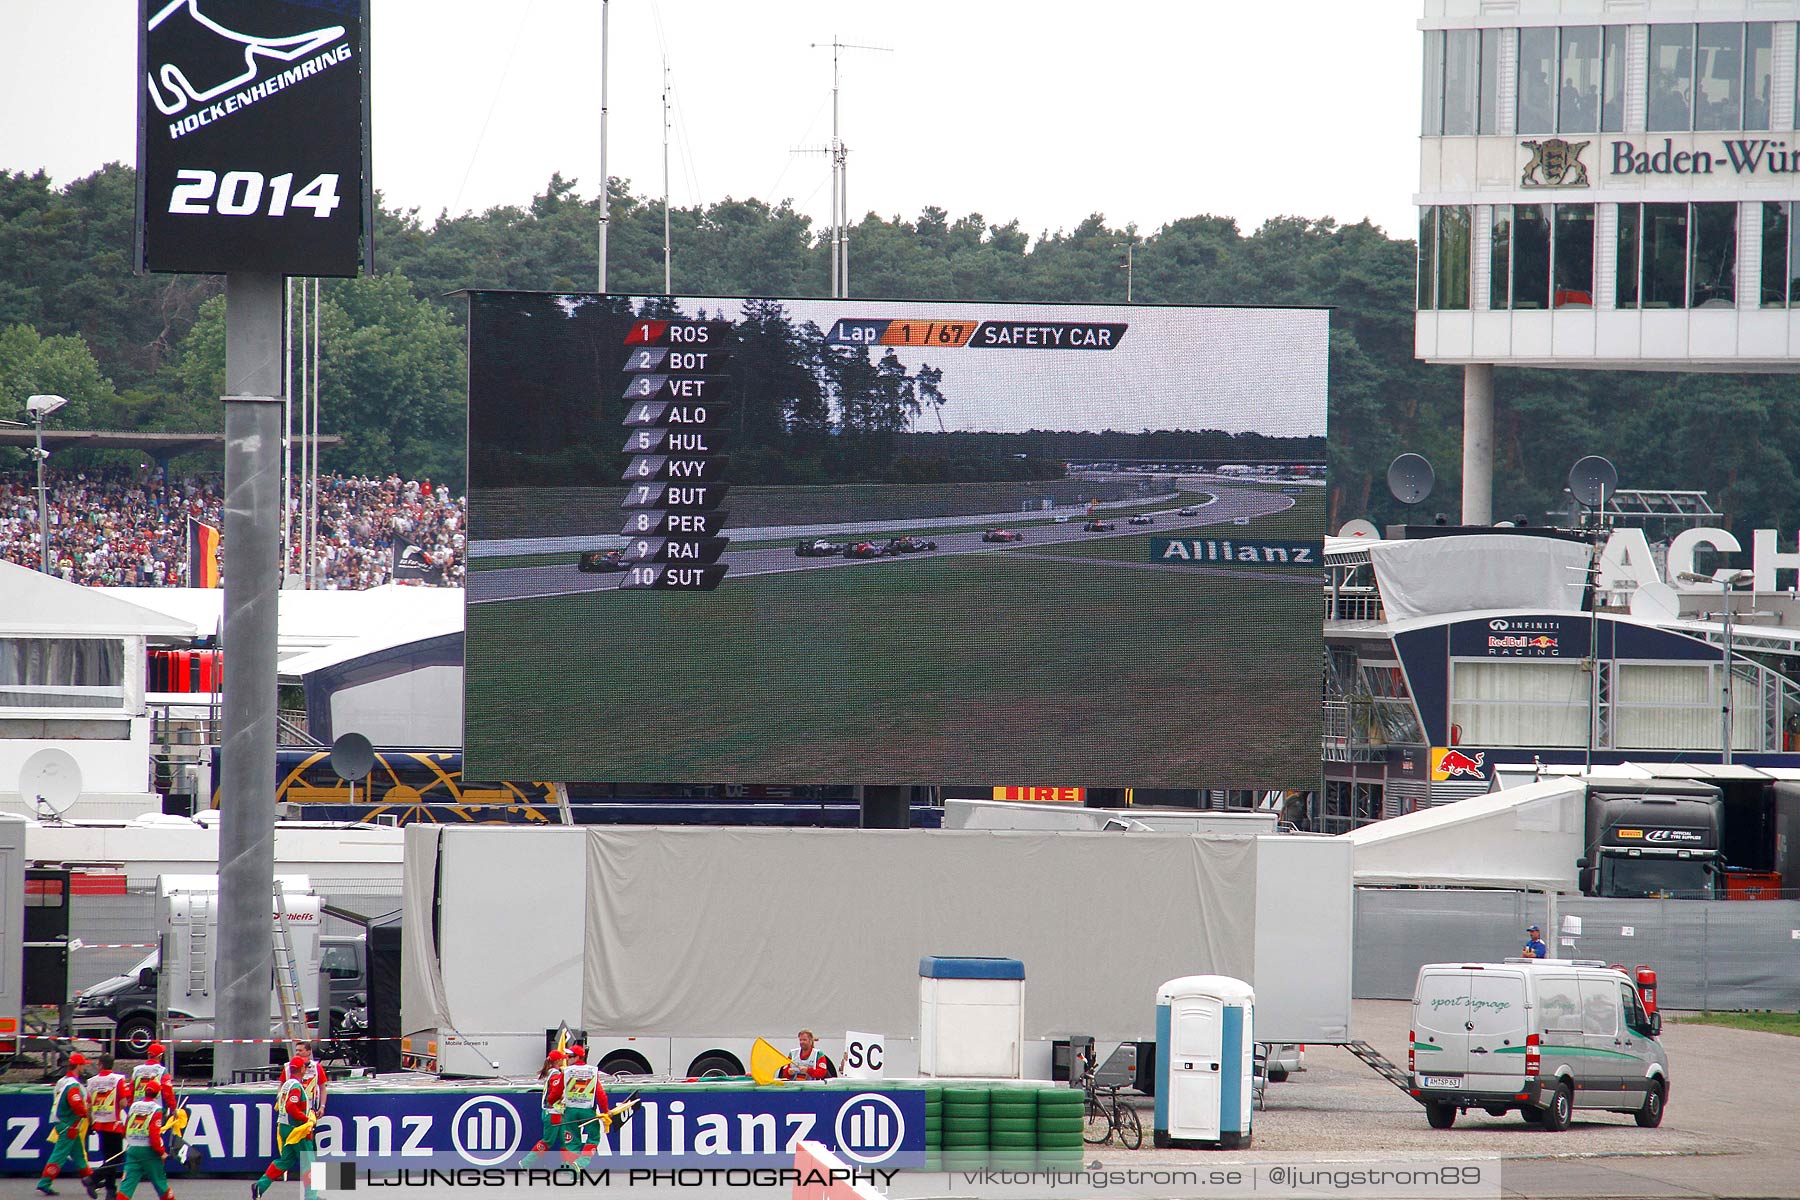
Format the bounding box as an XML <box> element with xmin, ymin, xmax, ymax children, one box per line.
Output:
<box><xmin>1341</xmin><ymin>778</ymin><xmax>1587</xmax><ymax>891</ymax></box>
<box><xmin>2</xmin><ymin>561</ymin><xmax>195</xmax><ymax>640</ymax></box>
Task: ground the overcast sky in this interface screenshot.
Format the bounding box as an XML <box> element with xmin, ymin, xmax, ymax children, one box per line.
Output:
<box><xmin>1</xmin><ymin>0</ymin><xmax>1422</xmax><ymax>245</ymax></box>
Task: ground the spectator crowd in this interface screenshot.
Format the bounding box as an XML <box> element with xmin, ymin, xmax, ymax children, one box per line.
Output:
<box><xmin>0</xmin><ymin>466</ymin><xmax>466</xmax><ymax>588</ymax></box>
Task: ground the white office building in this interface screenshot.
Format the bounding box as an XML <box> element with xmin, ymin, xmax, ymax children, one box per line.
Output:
<box><xmin>1417</xmin><ymin>1</ymin><xmax>1800</xmax><ymax>517</ymax></box>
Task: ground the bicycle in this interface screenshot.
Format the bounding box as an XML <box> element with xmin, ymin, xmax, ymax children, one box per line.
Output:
<box><xmin>1081</xmin><ymin>1076</ymin><xmax>1143</xmax><ymax>1149</ymax></box>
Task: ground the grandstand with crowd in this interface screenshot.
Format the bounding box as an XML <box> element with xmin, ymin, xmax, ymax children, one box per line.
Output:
<box><xmin>0</xmin><ymin>467</ymin><xmax>464</xmax><ymax>588</ymax></box>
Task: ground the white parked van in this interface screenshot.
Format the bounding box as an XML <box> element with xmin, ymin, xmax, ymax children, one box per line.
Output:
<box><xmin>1410</xmin><ymin>960</ymin><xmax>1668</xmax><ymax>1131</ymax></box>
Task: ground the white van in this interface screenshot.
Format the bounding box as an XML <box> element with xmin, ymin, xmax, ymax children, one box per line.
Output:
<box><xmin>1410</xmin><ymin>960</ymin><xmax>1668</xmax><ymax>1131</ymax></box>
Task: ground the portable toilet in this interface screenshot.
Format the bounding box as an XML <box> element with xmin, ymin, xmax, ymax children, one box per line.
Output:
<box><xmin>918</xmin><ymin>956</ymin><xmax>1024</xmax><ymax>1077</ymax></box>
<box><xmin>1154</xmin><ymin>975</ymin><xmax>1254</xmax><ymax>1149</ymax></box>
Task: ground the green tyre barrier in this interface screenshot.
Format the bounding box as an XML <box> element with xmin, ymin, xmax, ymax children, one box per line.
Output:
<box><xmin>1035</xmin><ymin>1115</ymin><xmax>1086</xmax><ymax>1135</ymax></box>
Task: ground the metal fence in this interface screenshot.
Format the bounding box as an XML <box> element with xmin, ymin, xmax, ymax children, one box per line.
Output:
<box><xmin>1353</xmin><ymin>887</ymin><xmax>1800</xmax><ymax>1010</ymax></box>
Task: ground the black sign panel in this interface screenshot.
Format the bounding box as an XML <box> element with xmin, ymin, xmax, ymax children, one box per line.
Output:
<box><xmin>137</xmin><ymin>0</ymin><xmax>370</xmax><ymax>276</ymax></box>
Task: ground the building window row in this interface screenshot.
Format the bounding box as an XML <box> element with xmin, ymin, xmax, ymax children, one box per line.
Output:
<box><xmin>1424</xmin><ymin>23</ymin><xmax>1775</xmax><ymax>137</ymax></box>
<box><xmin>1420</xmin><ymin>203</ymin><xmax>1751</xmax><ymax>311</ymax></box>
<box><xmin>1616</xmin><ymin>202</ymin><xmax>1737</xmax><ymax>309</ymax></box>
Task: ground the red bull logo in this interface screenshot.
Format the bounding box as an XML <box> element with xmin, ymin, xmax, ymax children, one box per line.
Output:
<box><xmin>1433</xmin><ymin>749</ymin><xmax>1487</xmax><ymax>780</ymax></box>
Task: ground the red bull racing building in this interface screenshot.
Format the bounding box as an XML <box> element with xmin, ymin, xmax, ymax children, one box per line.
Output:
<box><xmin>1322</xmin><ymin>529</ymin><xmax>1800</xmax><ymax>831</ymax></box>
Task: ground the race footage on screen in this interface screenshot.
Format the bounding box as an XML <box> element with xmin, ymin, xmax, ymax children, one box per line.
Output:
<box><xmin>464</xmin><ymin>293</ymin><xmax>1327</xmax><ymax>789</ymax></box>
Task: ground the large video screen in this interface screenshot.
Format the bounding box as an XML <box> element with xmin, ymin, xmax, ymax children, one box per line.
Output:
<box><xmin>464</xmin><ymin>293</ymin><xmax>1327</xmax><ymax>789</ymax></box>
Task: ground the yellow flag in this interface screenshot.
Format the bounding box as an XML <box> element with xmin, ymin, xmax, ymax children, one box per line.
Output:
<box><xmin>285</xmin><ymin>1120</ymin><xmax>316</xmax><ymax>1147</ymax></box>
<box><xmin>749</xmin><ymin>1038</ymin><xmax>792</xmax><ymax>1086</ymax></box>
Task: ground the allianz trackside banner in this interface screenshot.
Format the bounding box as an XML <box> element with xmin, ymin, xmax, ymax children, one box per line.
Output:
<box><xmin>137</xmin><ymin>0</ymin><xmax>371</xmax><ymax>276</ymax></box>
<box><xmin>0</xmin><ymin>1087</ymin><xmax>925</xmax><ymax>1174</ymax></box>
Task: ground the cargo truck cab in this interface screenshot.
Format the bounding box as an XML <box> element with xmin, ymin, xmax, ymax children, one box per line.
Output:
<box><xmin>1582</xmin><ymin>784</ymin><xmax>1725</xmax><ymax>900</ymax></box>
<box><xmin>1410</xmin><ymin>960</ymin><xmax>1667</xmax><ymax>1131</ymax></box>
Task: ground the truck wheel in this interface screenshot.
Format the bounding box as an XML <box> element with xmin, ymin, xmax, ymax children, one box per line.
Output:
<box><xmin>1634</xmin><ymin>1081</ymin><xmax>1666</xmax><ymax>1128</ymax></box>
<box><xmin>115</xmin><ymin>1017</ymin><xmax>157</xmax><ymax>1057</ymax></box>
<box><xmin>600</xmin><ymin>1051</ymin><xmax>652</xmax><ymax>1078</ymax></box>
<box><xmin>1268</xmin><ymin>1067</ymin><xmax>1289</xmax><ymax>1083</ymax></box>
<box><xmin>688</xmin><ymin>1052</ymin><xmax>743</xmax><ymax>1079</ymax></box>
<box><xmin>1539</xmin><ymin>1083</ymin><xmax>1572</xmax><ymax>1132</ymax></box>
<box><xmin>1425</xmin><ymin>1101</ymin><xmax>1456</xmax><ymax>1129</ymax></box>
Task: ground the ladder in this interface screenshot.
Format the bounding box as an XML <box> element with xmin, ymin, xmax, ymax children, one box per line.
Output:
<box><xmin>1343</xmin><ymin>1041</ymin><xmax>1419</xmax><ymax>1102</ymax></box>
<box><xmin>271</xmin><ymin>884</ymin><xmax>309</xmax><ymax>1053</ymax></box>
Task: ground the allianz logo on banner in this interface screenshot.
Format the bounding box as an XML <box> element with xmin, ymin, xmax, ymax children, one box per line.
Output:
<box><xmin>1</xmin><ymin>1089</ymin><xmax>916</xmax><ymax>1173</ymax></box>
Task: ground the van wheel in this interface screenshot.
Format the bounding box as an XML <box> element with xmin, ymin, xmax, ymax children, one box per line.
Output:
<box><xmin>1635</xmin><ymin>1081</ymin><xmax>1666</xmax><ymax>1128</ymax></box>
<box><xmin>1425</xmin><ymin>1101</ymin><xmax>1456</xmax><ymax>1129</ymax></box>
<box><xmin>1520</xmin><ymin>1104</ymin><xmax>1544</xmax><ymax>1125</ymax></box>
<box><xmin>1539</xmin><ymin>1083</ymin><xmax>1572</xmax><ymax>1132</ymax></box>
<box><xmin>1268</xmin><ymin>1067</ymin><xmax>1288</xmax><ymax>1083</ymax></box>
<box><xmin>115</xmin><ymin>1017</ymin><xmax>157</xmax><ymax>1057</ymax></box>
<box><xmin>1483</xmin><ymin>1105</ymin><xmax>1509</xmax><ymax>1117</ymax></box>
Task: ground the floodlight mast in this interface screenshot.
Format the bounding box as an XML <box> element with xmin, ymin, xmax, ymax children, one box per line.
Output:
<box><xmin>25</xmin><ymin>395</ymin><xmax>67</xmax><ymax>574</ymax></box>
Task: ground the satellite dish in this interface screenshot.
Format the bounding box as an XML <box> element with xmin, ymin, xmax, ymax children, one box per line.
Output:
<box><xmin>1337</xmin><ymin>518</ymin><xmax>1381</xmax><ymax>540</ymax></box>
<box><xmin>1569</xmin><ymin>456</ymin><xmax>1618</xmax><ymax>509</ymax></box>
<box><xmin>20</xmin><ymin>748</ymin><xmax>82</xmax><ymax>817</ymax></box>
<box><xmin>329</xmin><ymin>732</ymin><xmax>375</xmax><ymax>783</ymax></box>
<box><xmin>1387</xmin><ymin>454</ymin><xmax>1435</xmax><ymax>506</ymax></box>
<box><xmin>1630</xmin><ymin>580</ymin><xmax>1682</xmax><ymax>622</ymax></box>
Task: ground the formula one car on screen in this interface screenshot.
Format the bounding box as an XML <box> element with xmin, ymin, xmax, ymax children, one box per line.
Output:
<box><xmin>982</xmin><ymin>529</ymin><xmax>1026</xmax><ymax>543</ymax></box>
<box><xmin>1128</xmin><ymin>514</ymin><xmax>1156</xmax><ymax>525</ymax></box>
<box><xmin>1178</xmin><ymin>505</ymin><xmax>1202</xmax><ymax>516</ymax></box>
<box><xmin>885</xmin><ymin>535</ymin><xmax>938</xmax><ymax>554</ymax></box>
<box><xmin>843</xmin><ymin>541</ymin><xmax>894</xmax><ymax>559</ymax></box>
<box><xmin>1083</xmin><ymin>520</ymin><xmax>1117</xmax><ymax>532</ymax></box>
<box><xmin>795</xmin><ymin>539</ymin><xmax>849</xmax><ymax>557</ymax></box>
<box><xmin>577</xmin><ymin>549</ymin><xmax>627</xmax><ymax>572</ymax></box>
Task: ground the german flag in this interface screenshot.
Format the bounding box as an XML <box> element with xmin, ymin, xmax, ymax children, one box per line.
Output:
<box><xmin>188</xmin><ymin>518</ymin><xmax>221</xmax><ymax>588</ymax></box>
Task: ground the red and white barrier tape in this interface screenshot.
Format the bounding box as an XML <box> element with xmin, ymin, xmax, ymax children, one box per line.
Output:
<box><xmin>155</xmin><ymin>1035</ymin><xmax>404</xmax><ymax>1045</ymax></box>
<box><xmin>69</xmin><ymin>942</ymin><xmax>159</xmax><ymax>951</ymax></box>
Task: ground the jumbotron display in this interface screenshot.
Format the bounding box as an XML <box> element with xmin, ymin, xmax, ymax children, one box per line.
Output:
<box><xmin>464</xmin><ymin>293</ymin><xmax>1327</xmax><ymax>789</ymax></box>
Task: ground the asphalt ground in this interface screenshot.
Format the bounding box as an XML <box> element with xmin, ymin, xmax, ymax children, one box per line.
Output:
<box><xmin>1073</xmin><ymin>998</ymin><xmax>1800</xmax><ymax>1198</ymax></box>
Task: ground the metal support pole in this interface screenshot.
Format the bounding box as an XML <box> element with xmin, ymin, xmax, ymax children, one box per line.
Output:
<box><xmin>1722</xmin><ymin>578</ymin><xmax>1734</xmax><ymax>765</ymax></box>
<box><xmin>34</xmin><ymin>417</ymin><xmax>48</xmax><ymax>573</ymax></box>
<box><xmin>1461</xmin><ymin>363</ymin><xmax>1494</xmax><ymax>526</ymax></box>
<box><xmin>215</xmin><ymin>272</ymin><xmax>283</xmax><ymax>1083</ymax></box>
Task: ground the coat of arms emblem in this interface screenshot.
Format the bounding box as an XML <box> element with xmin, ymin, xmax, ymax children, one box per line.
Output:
<box><xmin>1521</xmin><ymin>138</ymin><xmax>1590</xmax><ymax>187</ymax></box>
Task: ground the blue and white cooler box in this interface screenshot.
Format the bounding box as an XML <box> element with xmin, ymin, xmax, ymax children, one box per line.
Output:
<box><xmin>918</xmin><ymin>955</ymin><xmax>1025</xmax><ymax>1078</ymax></box>
<box><xmin>1154</xmin><ymin>975</ymin><xmax>1254</xmax><ymax>1149</ymax></box>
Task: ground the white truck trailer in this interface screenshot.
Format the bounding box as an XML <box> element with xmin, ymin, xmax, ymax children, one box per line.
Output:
<box><xmin>71</xmin><ymin>876</ymin><xmax>323</xmax><ymax>1054</ymax></box>
<box><xmin>401</xmin><ymin>826</ymin><xmax>1353</xmax><ymax>1080</ymax></box>
<box><xmin>0</xmin><ymin>815</ymin><xmax>22</xmax><ymax>1060</ymax></box>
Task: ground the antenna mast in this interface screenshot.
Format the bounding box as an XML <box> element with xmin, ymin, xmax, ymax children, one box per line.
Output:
<box><xmin>663</xmin><ymin>57</ymin><xmax>672</xmax><ymax>294</ymax></box>
<box><xmin>598</xmin><ymin>0</ymin><xmax>611</xmax><ymax>292</ymax></box>
<box><xmin>809</xmin><ymin>36</ymin><xmax>890</xmax><ymax>298</ymax></box>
